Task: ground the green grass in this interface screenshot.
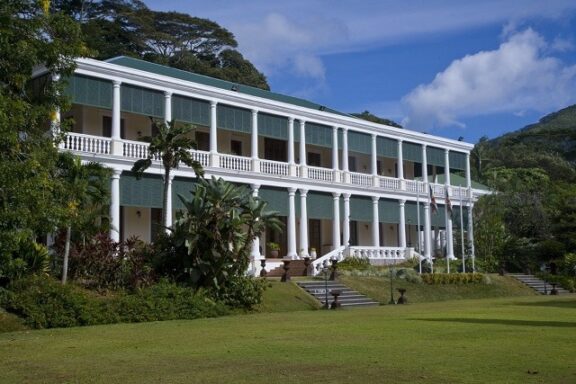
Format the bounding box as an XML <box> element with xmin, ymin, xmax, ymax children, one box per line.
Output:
<box><xmin>254</xmin><ymin>281</ymin><xmax>320</xmax><ymax>312</ymax></box>
<box><xmin>1</xmin><ymin>295</ymin><xmax>575</xmax><ymax>384</ymax></box>
<box><xmin>339</xmin><ymin>273</ymin><xmax>537</xmax><ymax>304</ymax></box>
<box><xmin>0</xmin><ymin>308</ymin><xmax>27</xmax><ymax>333</ymax></box>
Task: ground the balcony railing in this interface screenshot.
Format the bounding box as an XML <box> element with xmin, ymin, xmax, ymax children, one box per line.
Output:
<box><xmin>60</xmin><ymin>133</ymin><xmax>111</xmax><ymax>154</ymax></box>
<box><xmin>60</xmin><ymin>132</ymin><xmax>481</xmax><ymax>200</ymax></box>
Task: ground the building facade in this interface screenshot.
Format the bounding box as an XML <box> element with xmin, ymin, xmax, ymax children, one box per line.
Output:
<box><xmin>46</xmin><ymin>56</ymin><xmax>487</xmax><ymax>274</ymax></box>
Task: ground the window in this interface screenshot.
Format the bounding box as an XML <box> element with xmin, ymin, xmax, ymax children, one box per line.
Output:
<box><xmin>231</xmin><ymin>140</ymin><xmax>242</xmax><ymax>156</ymax></box>
<box><xmin>195</xmin><ymin>131</ymin><xmax>210</xmax><ymax>151</ymax></box>
<box><xmin>102</xmin><ymin>116</ymin><xmax>125</xmax><ymax>139</ymax></box>
<box><xmin>307</xmin><ymin>152</ymin><xmax>321</xmax><ymax>167</ymax></box>
<box><xmin>264</xmin><ymin>138</ymin><xmax>287</xmax><ymax>162</ymax></box>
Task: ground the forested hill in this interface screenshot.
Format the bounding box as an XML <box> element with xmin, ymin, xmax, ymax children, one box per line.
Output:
<box><xmin>489</xmin><ymin>104</ymin><xmax>576</xmax><ymax>162</ymax></box>
<box><xmin>473</xmin><ymin>104</ymin><xmax>576</xmax><ymax>183</ymax></box>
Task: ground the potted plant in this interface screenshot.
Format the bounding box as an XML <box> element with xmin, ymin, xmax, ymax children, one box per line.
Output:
<box><xmin>267</xmin><ymin>242</ymin><xmax>280</xmax><ymax>258</ymax></box>
<box><xmin>310</xmin><ymin>248</ymin><xmax>317</xmax><ymax>259</ymax></box>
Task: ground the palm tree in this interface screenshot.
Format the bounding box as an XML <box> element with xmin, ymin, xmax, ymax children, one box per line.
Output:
<box><xmin>131</xmin><ymin>119</ymin><xmax>204</xmax><ymax>230</ymax></box>
<box><xmin>56</xmin><ymin>152</ymin><xmax>110</xmax><ymax>284</ymax></box>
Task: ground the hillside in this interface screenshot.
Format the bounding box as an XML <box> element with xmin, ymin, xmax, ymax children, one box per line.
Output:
<box><xmin>490</xmin><ymin>104</ymin><xmax>576</xmax><ymax>163</ymax></box>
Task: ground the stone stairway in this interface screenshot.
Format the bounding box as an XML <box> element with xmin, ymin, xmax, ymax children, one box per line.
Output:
<box><xmin>297</xmin><ymin>280</ymin><xmax>380</xmax><ymax>309</ymax></box>
<box><xmin>508</xmin><ymin>274</ymin><xmax>571</xmax><ymax>295</ymax></box>
<box><xmin>266</xmin><ymin>260</ymin><xmax>310</xmax><ymax>277</ymax></box>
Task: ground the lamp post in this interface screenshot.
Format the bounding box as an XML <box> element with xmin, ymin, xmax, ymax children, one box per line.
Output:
<box><xmin>316</xmin><ymin>261</ymin><xmax>330</xmax><ymax>309</ymax></box>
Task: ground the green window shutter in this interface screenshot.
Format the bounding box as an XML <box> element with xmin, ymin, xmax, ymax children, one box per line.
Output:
<box><xmin>304</xmin><ymin>123</ymin><xmax>333</xmax><ymax>148</ymax></box>
<box><xmin>259</xmin><ymin>187</ymin><xmax>289</xmax><ymax>216</ymax></box>
<box><xmin>348</xmin><ymin>131</ymin><xmax>371</xmax><ymax>155</ymax></box>
<box><xmin>307</xmin><ymin>192</ymin><xmax>334</xmax><ymax>220</ymax></box>
<box><xmin>172</xmin><ymin>95</ymin><xmax>210</xmax><ymax>126</ymax></box>
<box><xmin>66</xmin><ymin>75</ymin><xmax>112</xmax><ymax>109</ymax></box>
<box><xmin>379</xmin><ymin>199</ymin><xmax>400</xmax><ymax>223</ymax></box>
<box><xmin>121</xmin><ymin>84</ymin><xmax>164</xmax><ymax>118</ymax></box>
<box><xmin>403</xmin><ymin>142</ymin><xmax>422</xmax><ymax>162</ymax></box>
<box><xmin>449</xmin><ymin>151</ymin><xmax>466</xmax><ymax>170</ymax></box>
<box><xmin>217</xmin><ymin>104</ymin><xmax>251</xmax><ymax>133</ymax></box>
<box><xmin>258</xmin><ymin>113</ymin><xmax>288</xmax><ymax>140</ymax></box>
<box><xmin>350</xmin><ymin>196</ymin><xmax>372</xmax><ymax>221</ymax></box>
<box><xmin>172</xmin><ymin>177</ymin><xmax>199</xmax><ymax>209</ymax></box>
<box><xmin>431</xmin><ymin>205</ymin><xmax>447</xmax><ymax>227</ymax></box>
<box><xmin>427</xmin><ymin>147</ymin><xmax>445</xmax><ymax>167</ymax></box>
<box><xmin>120</xmin><ymin>172</ymin><xmax>163</xmax><ymax>208</ymax></box>
<box><xmin>377</xmin><ymin>137</ymin><xmax>398</xmax><ymax>158</ymax></box>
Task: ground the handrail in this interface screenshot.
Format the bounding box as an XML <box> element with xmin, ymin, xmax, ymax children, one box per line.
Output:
<box><xmin>310</xmin><ymin>246</ymin><xmax>346</xmax><ymax>276</ymax></box>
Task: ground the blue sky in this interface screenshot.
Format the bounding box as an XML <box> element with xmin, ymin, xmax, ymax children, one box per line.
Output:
<box><xmin>145</xmin><ymin>1</ymin><xmax>576</xmax><ymax>143</ymax></box>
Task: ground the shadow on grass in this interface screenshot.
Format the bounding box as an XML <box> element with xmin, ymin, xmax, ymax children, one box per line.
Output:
<box><xmin>513</xmin><ymin>299</ymin><xmax>576</xmax><ymax>309</ymax></box>
<box><xmin>413</xmin><ymin>318</ymin><xmax>576</xmax><ymax>328</ymax></box>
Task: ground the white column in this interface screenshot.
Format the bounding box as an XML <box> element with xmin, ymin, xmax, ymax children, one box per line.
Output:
<box><xmin>209</xmin><ymin>100</ymin><xmax>218</xmax><ymax>166</ymax></box>
<box><xmin>444</xmin><ymin>148</ymin><xmax>451</xmax><ymax>186</ymax></box>
<box><xmin>343</xmin><ymin>193</ymin><xmax>351</xmax><ymax>247</ymax></box>
<box><xmin>288</xmin><ymin>117</ymin><xmax>296</xmax><ymax>176</ymax></box>
<box><xmin>109</xmin><ymin>169</ymin><xmax>121</xmax><ymax>242</ymax></box>
<box><xmin>468</xmin><ymin>203</ymin><xmax>475</xmax><ymax>271</ymax></box>
<box><xmin>445</xmin><ymin>196</ymin><xmax>455</xmax><ymax>260</ymax></box>
<box><xmin>111</xmin><ymin>80</ymin><xmax>122</xmax><ymax>155</ymax></box>
<box><xmin>164</xmin><ymin>91</ymin><xmax>172</xmax><ymax>123</ymax></box>
<box><xmin>371</xmin><ymin>134</ymin><xmax>378</xmax><ymax>187</ymax></box>
<box><xmin>299</xmin><ymin>189</ymin><xmax>309</xmax><ymax>258</ymax></box>
<box><xmin>423</xmin><ymin>202</ymin><xmax>432</xmax><ymax>261</ymax></box>
<box><xmin>397</xmin><ymin>139</ymin><xmax>404</xmax><ymax>190</ymax></box>
<box><xmin>164</xmin><ymin>174</ymin><xmax>174</xmax><ymax>231</ymax></box>
<box><xmin>399</xmin><ymin>199</ymin><xmax>406</xmax><ymax>248</ymax></box>
<box><xmin>251</xmin><ymin>109</ymin><xmax>259</xmax><ymax>172</ymax></box>
<box><xmin>287</xmin><ymin>188</ymin><xmax>297</xmax><ymax>259</ymax></box>
<box><xmin>465</xmin><ymin>152</ymin><xmax>472</xmax><ymax>191</ymax></box>
<box><xmin>332</xmin><ymin>192</ymin><xmax>341</xmax><ymax>249</ymax></box>
<box><xmin>251</xmin><ymin>184</ymin><xmax>262</xmax><ymax>275</ymax></box>
<box><xmin>332</xmin><ymin>126</ymin><xmax>339</xmax><ymax>182</ymax></box>
<box><xmin>342</xmin><ymin>128</ymin><xmax>350</xmax><ymax>183</ymax></box>
<box><xmin>422</xmin><ymin>144</ymin><xmax>428</xmax><ymax>182</ymax></box>
<box><xmin>299</xmin><ymin>120</ymin><xmax>307</xmax><ymax>178</ymax></box>
<box><xmin>371</xmin><ymin>196</ymin><xmax>380</xmax><ymax>247</ymax></box>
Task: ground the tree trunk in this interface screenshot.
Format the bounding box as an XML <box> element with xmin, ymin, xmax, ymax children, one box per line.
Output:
<box><xmin>62</xmin><ymin>225</ymin><xmax>71</xmax><ymax>284</ymax></box>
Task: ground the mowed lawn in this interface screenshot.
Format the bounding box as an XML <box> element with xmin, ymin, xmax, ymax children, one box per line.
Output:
<box><xmin>1</xmin><ymin>295</ymin><xmax>575</xmax><ymax>384</ymax></box>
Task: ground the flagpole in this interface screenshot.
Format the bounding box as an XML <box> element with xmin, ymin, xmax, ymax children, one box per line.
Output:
<box><xmin>460</xmin><ymin>185</ymin><xmax>465</xmax><ymax>273</ymax></box>
<box><xmin>417</xmin><ymin>185</ymin><xmax>422</xmax><ymax>274</ymax></box>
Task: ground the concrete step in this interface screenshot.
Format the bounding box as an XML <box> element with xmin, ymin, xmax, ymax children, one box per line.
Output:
<box><xmin>508</xmin><ymin>274</ymin><xmax>571</xmax><ymax>295</ymax></box>
<box><xmin>296</xmin><ymin>280</ymin><xmax>380</xmax><ymax>309</ymax></box>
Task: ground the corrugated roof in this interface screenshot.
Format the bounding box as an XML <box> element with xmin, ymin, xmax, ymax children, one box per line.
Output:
<box><xmin>105</xmin><ymin>56</ymin><xmax>351</xmax><ymax>118</ymax></box>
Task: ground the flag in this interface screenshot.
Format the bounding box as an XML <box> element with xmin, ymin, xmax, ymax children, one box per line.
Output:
<box><xmin>445</xmin><ymin>187</ymin><xmax>453</xmax><ymax>216</ymax></box>
<box><xmin>429</xmin><ymin>185</ymin><xmax>438</xmax><ymax>214</ymax></box>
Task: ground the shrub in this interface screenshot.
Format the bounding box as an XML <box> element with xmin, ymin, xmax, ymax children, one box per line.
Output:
<box><xmin>421</xmin><ymin>273</ymin><xmax>486</xmax><ymax>285</ymax></box>
<box><xmin>213</xmin><ymin>276</ymin><xmax>267</xmax><ymax>310</ymax></box>
<box><xmin>338</xmin><ymin>256</ymin><xmax>371</xmax><ymax>271</ymax></box>
<box><xmin>2</xmin><ymin>276</ymin><xmax>229</xmax><ymax>329</ymax></box>
<box><xmin>395</xmin><ymin>268</ymin><xmax>422</xmax><ymax>284</ymax></box>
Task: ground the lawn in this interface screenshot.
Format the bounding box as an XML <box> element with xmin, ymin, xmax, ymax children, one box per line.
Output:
<box><xmin>1</xmin><ymin>294</ymin><xmax>575</xmax><ymax>384</ymax></box>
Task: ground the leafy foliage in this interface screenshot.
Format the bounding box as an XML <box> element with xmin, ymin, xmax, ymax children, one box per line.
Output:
<box><xmin>1</xmin><ymin>275</ymin><xmax>228</xmax><ymax>329</ymax></box>
<box><xmin>51</xmin><ymin>0</ymin><xmax>270</xmax><ymax>89</ymax></box>
<box><xmin>351</xmin><ymin>111</ymin><xmax>403</xmax><ymax>128</ymax></box>
<box><xmin>174</xmin><ymin>177</ymin><xmax>281</xmax><ymax>306</ymax></box>
<box><xmin>421</xmin><ymin>273</ymin><xmax>486</xmax><ymax>285</ymax></box>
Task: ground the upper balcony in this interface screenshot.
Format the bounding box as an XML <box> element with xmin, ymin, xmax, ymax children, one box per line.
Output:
<box><xmin>60</xmin><ymin>131</ymin><xmax>488</xmax><ymax>202</ymax></box>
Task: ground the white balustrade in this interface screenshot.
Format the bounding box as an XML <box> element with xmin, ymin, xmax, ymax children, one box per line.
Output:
<box><xmin>347</xmin><ymin>246</ymin><xmax>406</xmax><ymax>262</ymax></box>
<box><xmin>379</xmin><ymin>176</ymin><xmax>400</xmax><ymax>190</ymax></box>
<box><xmin>60</xmin><ymin>133</ymin><xmax>111</xmax><ymax>154</ymax></box>
<box><xmin>260</xmin><ymin>159</ymin><xmax>289</xmax><ymax>176</ymax></box>
<box><xmin>219</xmin><ymin>154</ymin><xmax>251</xmax><ymax>171</ymax></box>
<box><xmin>122</xmin><ymin>139</ymin><xmax>153</xmax><ymax>159</ymax></box>
<box><xmin>307</xmin><ymin>166</ymin><xmax>334</xmax><ymax>182</ymax></box>
<box><xmin>191</xmin><ymin>150</ymin><xmax>210</xmax><ymax>167</ymax></box>
<box><xmin>350</xmin><ymin>171</ymin><xmax>373</xmax><ymax>187</ymax></box>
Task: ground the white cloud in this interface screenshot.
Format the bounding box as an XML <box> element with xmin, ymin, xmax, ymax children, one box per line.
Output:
<box><xmin>402</xmin><ymin>29</ymin><xmax>576</xmax><ymax>130</ymax></box>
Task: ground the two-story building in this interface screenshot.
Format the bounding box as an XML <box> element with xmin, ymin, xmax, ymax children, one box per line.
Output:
<box><xmin>45</xmin><ymin>56</ymin><xmax>487</xmax><ymax>274</ymax></box>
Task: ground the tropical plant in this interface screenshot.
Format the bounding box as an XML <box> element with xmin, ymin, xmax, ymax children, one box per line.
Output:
<box><xmin>131</xmin><ymin>119</ymin><xmax>204</xmax><ymax>231</ymax></box>
<box><xmin>174</xmin><ymin>177</ymin><xmax>282</xmax><ymax>305</ymax></box>
<box><xmin>56</xmin><ymin>152</ymin><xmax>111</xmax><ymax>284</ymax></box>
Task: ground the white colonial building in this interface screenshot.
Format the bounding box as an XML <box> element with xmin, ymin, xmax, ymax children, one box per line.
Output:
<box><xmin>45</xmin><ymin>56</ymin><xmax>488</xmax><ymax>274</ymax></box>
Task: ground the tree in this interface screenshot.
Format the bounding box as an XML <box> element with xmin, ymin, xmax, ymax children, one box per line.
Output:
<box><xmin>351</xmin><ymin>111</ymin><xmax>402</xmax><ymax>128</ymax></box>
<box><xmin>0</xmin><ymin>0</ymin><xmax>85</xmax><ymax>279</ymax></box>
<box><xmin>56</xmin><ymin>152</ymin><xmax>110</xmax><ymax>284</ymax></box>
<box><xmin>52</xmin><ymin>0</ymin><xmax>270</xmax><ymax>89</ymax></box>
<box><xmin>131</xmin><ymin>119</ymin><xmax>204</xmax><ymax>230</ymax></box>
<box><xmin>175</xmin><ymin>177</ymin><xmax>281</xmax><ymax>299</ymax></box>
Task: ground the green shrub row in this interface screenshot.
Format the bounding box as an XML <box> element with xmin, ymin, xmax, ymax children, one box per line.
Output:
<box><xmin>421</xmin><ymin>273</ymin><xmax>487</xmax><ymax>285</ymax></box>
<box><xmin>0</xmin><ymin>275</ymin><xmax>229</xmax><ymax>329</ymax></box>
